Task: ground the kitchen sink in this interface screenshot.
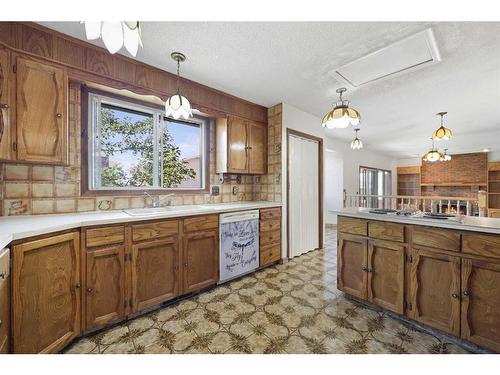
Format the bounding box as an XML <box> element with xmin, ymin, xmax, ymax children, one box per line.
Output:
<box><xmin>123</xmin><ymin>205</ymin><xmax>206</xmax><ymax>216</ymax></box>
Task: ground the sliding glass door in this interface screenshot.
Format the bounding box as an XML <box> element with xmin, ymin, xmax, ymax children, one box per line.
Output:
<box><xmin>359</xmin><ymin>166</ymin><xmax>392</xmax><ymax>208</ymax></box>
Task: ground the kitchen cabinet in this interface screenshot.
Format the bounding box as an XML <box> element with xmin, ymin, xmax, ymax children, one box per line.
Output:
<box><xmin>84</xmin><ymin>245</ymin><xmax>127</xmax><ymax>330</ymax></box>
<box><xmin>0</xmin><ymin>249</ymin><xmax>10</xmax><ymax>354</ymax></box>
<box><xmin>0</xmin><ymin>47</ymin><xmax>13</xmax><ymax>161</ymax></box>
<box><xmin>15</xmin><ymin>56</ymin><xmax>68</xmax><ymax>164</ymax></box>
<box><xmin>259</xmin><ymin>207</ymin><xmax>281</xmax><ymax>267</ymax></box>
<box><xmin>131</xmin><ymin>237</ymin><xmax>179</xmax><ymax>312</ymax></box>
<box><xmin>12</xmin><ymin>232</ymin><xmax>80</xmax><ymax>354</ymax></box>
<box><xmin>461</xmin><ymin>258</ymin><xmax>500</xmax><ymax>352</ymax></box>
<box><xmin>367</xmin><ymin>239</ymin><xmax>405</xmax><ymax>314</ymax></box>
<box><xmin>337</xmin><ymin>233</ymin><xmax>367</xmax><ymax>299</ymax></box>
<box><xmin>182</xmin><ymin>229</ymin><xmax>219</xmax><ymax>294</ymax></box>
<box><xmin>216</xmin><ymin>116</ymin><xmax>267</xmax><ymax>175</ymax></box>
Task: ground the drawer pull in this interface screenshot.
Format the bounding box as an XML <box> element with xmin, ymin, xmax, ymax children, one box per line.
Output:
<box><xmin>463</xmin><ymin>291</ymin><xmax>470</xmax><ymax>296</ymax></box>
<box><xmin>362</xmin><ymin>267</ymin><xmax>368</xmax><ymax>272</ymax></box>
<box><xmin>0</xmin><ymin>272</ymin><xmax>5</xmax><ymax>279</ymax></box>
<box><xmin>0</xmin><ymin>319</ymin><xmax>2</xmax><ymax>328</ymax></box>
<box><xmin>0</xmin><ymin>103</ymin><xmax>9</xmax><ymax>109</ymax></box>
<box><xmin>86</xmin><ymin>287</ymin><xmax>93</xmax><ymax>293</ymax></box>
<box><xmin>56</xmin><ymin>113</ymin><xmax>62</xmax><ymax>118</ymax></box>
<box><xmin>75</xmin><ymin>283</ymin><xmax>81</xmax><ymax>289</ymax></box>
<box><xmin>451</xmin><ymin>293</ymin><xmax>459</xmax><ymax>299</ymax></box>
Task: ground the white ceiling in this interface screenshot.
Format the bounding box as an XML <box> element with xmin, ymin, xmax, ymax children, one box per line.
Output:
<box><xmin>39</xmin><ymin>21</ymin><xmax>500</xmax><ymax>159</ymax></box>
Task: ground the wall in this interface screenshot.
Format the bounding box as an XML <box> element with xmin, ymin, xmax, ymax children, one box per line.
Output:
<box><xmin>0</xmin><ymin>83</ymin><xmax>273</xmax><ymax>216</ymax></box>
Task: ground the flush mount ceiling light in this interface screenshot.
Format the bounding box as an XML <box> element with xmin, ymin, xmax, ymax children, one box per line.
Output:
<box><xmin>350</xmin><ymin>128</ymin><xmax>363</xmax><ymax>150</ymax></box>
<box><xmin>441</xmin><ymin>148</ymin><xmax>452</xmax><ymax>161</ymax></box>
<box><xmin>165</xmin><ymin>52</ymin><xmax>193</xmax><ymax>120</ymax></box>
<box><xmin>82</xmin><ymin>21</ymin><xmax>143</xmax><ymax>56</ymax></box>
<box><xmin>432</xmin><ymin>111</ymin><xmax>452</xmax><ymax>141</ymax></box>
<box><xmin>422</xmin><ymin>138</ymin><xmax>444</xmax><ymax>163</ymax></box>
<box><xmin>322</xmin><ymin>88</ymin><xmax>361</xmax><ymax>129</ymax></box>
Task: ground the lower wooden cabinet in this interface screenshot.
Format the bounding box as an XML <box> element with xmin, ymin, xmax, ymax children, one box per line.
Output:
<box><xmin>409</xmin><ymin>247</ymin><xmax>461</xmax><ymax>336</ymax></box>
<box><xmin>0</xmin><ymin>249</ymin><xmax>10</xmax><ymax>354</ymax></box>
<box><xmin>84</xmin><ymin>245</ymin><xmax>126</xmax><ymax>331</ymax></box>
<box><xmin>367</xmin><ymin>239</ymin><xmax>405</xmax><ymax>314</ymax></box>
<box><xmin>461</xmin><ymin>258</ymin><xmax>500</xmax><ymax>352</ymax></box>
<box><xmin>132</xmin><ymin>237</ymin><xmax>179</xmax><ymax>312</ymax></box>
<box><xmin>337</xmin><ymin>234</ymin><xmax>367</xmax><ymax>300</ymax></box>
<box><xmin>182</xmin><ymin>230</ymin><xmax>219</xmax><ymax>294</ymax></box>
<box><xmin>12</xmin><ymin>232</ymin><xmax>81</xmax><ymax>354</ymax></box>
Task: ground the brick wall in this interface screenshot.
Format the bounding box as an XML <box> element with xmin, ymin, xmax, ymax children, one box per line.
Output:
<box><xmin>0</xmin><ymin>83</ymin><xmax>280</xmax><ymax>216</ymax></box>
<box><xmin>421</xmin><ymin>152</ymin><xmax>488</xmax><ymax>184</ymax></box>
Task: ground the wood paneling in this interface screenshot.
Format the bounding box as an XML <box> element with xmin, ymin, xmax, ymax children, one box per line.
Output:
<box><xmin>367</xmin><ymin>240</ymin><xmax>405</xmax><ymax>314</ymax></box>
<box><xmin>85</xmin><ymin>245</ymin><xmax>126</xmax><ymax>330</ymax></box>
<box><xmin>248</xmin><ymin>121</ymin><xmax>267</xmax><ymax>174</ymax></box>
<box><xmin>260</xmin><ymin>219</ymin><xmax>280</xmax><ymax>232</ymax></box>
<box><xmin>462</xmin><ymin>233</ymin><xmax>500</xmax><ymax>259</ymax></box>
<box><xmin>0</xmin><ymin>249</ymin><xmax>10</xmax><ymax>354</ymax></box>
<box><xmin>182</xmin><ymin>230</ymin><xmax>218</xmax><ymax>294</ymax></box>
<box><xmin>397</xmin><ymin>166</ymin><xmax>421</xmax><ymax>175</ymax></box>
<box><xmin>260</xmin><ymin>207</ymin><xmax>281</xmax><ymax>221</ymax></box>
<box><xmin>412</xmin><ymin>226</ymin><xmax>461</xmax><ymax>252</ymax></box>
<box><xmin>409</xmin><ymin>247</ymin><xmax>461</xmax><ymax>336</ymax></box>
<box><xmin>183</xmin><ymin>215</ymin><xmax>218</xmax><ymax>233</ymax></box>
<box><xmin>337</xmin><ymin>234</ymin><xmax>367</xmax><ymax>299</ymax></box>
<box><xmin>132</xmin><ymin>220</ymin><xmax>179</xmax><ymax>242</ymax></box>
<box><xmin>132</xmin><ymin>237</ymin><xmax>179</xmax><ymax>312</ymax></box>
<box><xmin>227</xmin><ymin>116</ymin><xmax>248</xmax><ymax>173</ymax></box>
<box><xmin>12</xmin><ymin>232</ymin><xmax>80</xmax><ymax>353</ymax></box>
<box><xmin>338</xmin><ymin>216</ymin><xmax>367</xmax><ymax>236</ymax></box>
<box><xmin>86</xmin><ymin>226</ymin><xmax>125</xmax><ymax>248</ymax></box>
<box><xmin>260</xmin><ymin>243</ymin><xmax>281</xmax><ymax>267</ymax></box>
<box><xmin>0</xmin><ymin>47</ymin><xmax>13</xmax><ymax>160</ymax></box>
<box><xmin>368</xmin><ymin>221</ymin><xmax>405</xmax><ymax>243</ymax></box>
<box><xmin>461</xmin><ymin>258</ymin><xmax>500</xmax><ymax>352</ymax></box>
<box><xmin>16</xmin><ymin>56</ymin><xmax>68</xmax><ymax>164</ymax></box>
<box><xmin>85</xmin><ymin>48</ymin><xmax>113</xmax><ymax>77</ymax></box>
<box><xmin>20</xmin><ymin>24</ymin><xmax>53</xmax><ymax>58</ymax></box>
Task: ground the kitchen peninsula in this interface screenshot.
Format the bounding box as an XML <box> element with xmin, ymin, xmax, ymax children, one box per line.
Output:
<box><xmin>334</xmin><ymin>208</ymin><xmax>500</xmax><ymax>352</ymax></box>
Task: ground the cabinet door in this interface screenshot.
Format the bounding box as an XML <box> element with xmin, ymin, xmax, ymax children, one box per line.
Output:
<box><xmin>367</xmin><ymin>239</ymin><xmax>405</xmax><ymax>314</ymax></box>
<box><xmin>461</xmin><ymin>258</ymin><xmax>500</xmax><ymax>352</ymax></box>
<box><xmin>409</xmin><ymin>248</ymin><xmax>461</xmax><ymax>336</ymax></box>
<box><xmin>16</xmin><ymin>57</ymin><xmax>68</xmax><ymax>164</ymax></box>
<box><xmin>337</xmin><ymin>234</ymin><xmax>367</xmax><ymax>299</ymax></box>
<box><xmin>85</xmin><ymin>245</ymin><xmax>126</xmax><ymax>330</ymax></box>
<box><xmin>0</xmin><ymin>249</ymin><xmax>10</xmax><ymax>353</ymax></box>
<box><xmin>132</xmin><ymin>237</ymin><xmax>179</xmax><ymax>312</ymax></box>
<box><xmin>247</xmin><ymin>121</ymin><xmax>267</xmax><ymax>174</ymax></box>
<box><xmin>0</xmin><ymin>48</ymin><xmax>13</xmax><ymax>160</ymax></box>
<box><xmin>227</xmin><ymin>116</ymin><xmax>248</xmax><ymax>173</ymax></box>
<box><xmin>12</xmin><ymin>232</ymin><xmax>81</xmax><ymax>353</ymax></box>
<box><xmin>182</xmin><ymin>230</ymin><xmax>219</xmax><ymax>294</ymax></box>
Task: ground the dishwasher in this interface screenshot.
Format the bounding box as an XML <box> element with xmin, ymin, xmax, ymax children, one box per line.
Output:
<box><xmin>219</xmin><ymin>210</ymin><xmax>260</xmax><ymax>283</ymax></box>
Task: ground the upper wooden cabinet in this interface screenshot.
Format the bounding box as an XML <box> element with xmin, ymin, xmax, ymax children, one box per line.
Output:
<box><xmin>12</xmin><ymin>232</ymin><xmax>80</xmax><ymax>354</ymax></box>
<box><xmin>15</xmin><ymin>56</ymin><xmax>68</xmax><ymax>164</ymax></box>
<box><xmin>0</xmin><ymin>47</ymin><xmax>13</xmax><ymax>160</ymax></box>
<box><xmin>0</xmin><ymin>249</ymin><xmax>10</xmax><ymax>354</ymax></box>
<box><xmin>216</xmin><ymin>116</ymin><xmax>267</xmax><ymax>175</ymax></box>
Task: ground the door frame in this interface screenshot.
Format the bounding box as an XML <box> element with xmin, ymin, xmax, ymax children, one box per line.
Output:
<box><xmin>286</xmin><ymin>128</ymin><xmax>324</xmax><ymax>259</ymax></box>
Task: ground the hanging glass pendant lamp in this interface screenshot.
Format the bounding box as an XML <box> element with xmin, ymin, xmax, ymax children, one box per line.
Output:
<box><xmin>350</xmin><ymin>128</ymin><xmax>363</xmax><ymax>150</ymax></box>
<box><xmin>422</xmin><ymin>138</ymin><xmax>444</xmax><ymax>162</ymax></box>
<box><xmin>165</xmin><ymin>52</ymin><xmax>193</xmax><ymax>120</ymax></box>
<box><xmin>441</xmin><ymin>148</ymin><xmax>452</xmax><ymax>161</ymax></box>
<box><xmin>322</xmin><ymin>88</ymin><xmax>361</xmax><ymax>129</ymax></box>
<box><xmin>432</xmin><ymin>111</ymin><xmax>452</xmax><ymax>141</ymax></box>
<box><xmin>82</xmin><ymin>22</ymin><xmax>143</xmax><ymax>56</ymax></box>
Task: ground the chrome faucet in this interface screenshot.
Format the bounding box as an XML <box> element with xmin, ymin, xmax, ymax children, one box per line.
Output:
<box><xmin>143</xmin><ymin>192</ymin><xmax>176</xmax><ymax>208</ymax></box>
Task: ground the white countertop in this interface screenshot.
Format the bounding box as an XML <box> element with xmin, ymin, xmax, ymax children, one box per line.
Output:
<box><xmin>332</xmin><ymin>208</ymin><xmax>500</xmax><ymax>235</ymax></box>
<box><xmin>0</xmin><ymin>201</ymin><xmax>282</xmax><ymax>250</ymax></box>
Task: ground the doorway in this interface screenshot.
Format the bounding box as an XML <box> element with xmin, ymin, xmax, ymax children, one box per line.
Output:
<box><xmin>287</xmin><ymin>129</ymin><xmax>323</xmax><ymax>258</ymax></box>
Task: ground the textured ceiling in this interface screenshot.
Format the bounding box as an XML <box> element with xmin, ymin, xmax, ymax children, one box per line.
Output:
<box><xmin>39</xmin><ymin>21</ymin><xmax>500</xmax><ymax>159</ymax></box>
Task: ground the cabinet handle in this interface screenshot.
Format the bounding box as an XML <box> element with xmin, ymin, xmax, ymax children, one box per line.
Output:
<box><xmin>0</xmin><ymin>319</ymin><xmax>2</xmax><ymax>328</ymax></box>
<box><xmin>184</xmin><ymin>262</ymin><xmax>188</xmax><ymax>267</ymax></box>
<box><xmin>463</xmin><ymin>291</ymin><xmax>470</xmax><ymax>296</ymax></box>
<box><xmin>0</xmin><ymin>103</ymin><xmax>8</xmax><ymax>109</ymax></box>
<box><xmin>0</xmin><ymin>272</ymin><xmax>5</xmax><ymax>279</ymax></box>
<box><xmin>451</xmin><ymin>293</ymin><xmax>459</xmax><ymax>299</ymax></box>
<box><xmin>361</xmin><ymin>267</ymin><xmax>368</xmax><ymax>272</ymax></box>
<box><xmin>75</xmin><ymin>283</ymin><xmax>81</xmax><ymax>289</ymax></box>
<box><xmin>86</xmin><ymin>287</ymin><xmax>93</xmax><ymax>293</ymax></box>
<box><xmin>56</xmin><ymin>113</ymin><xmax>62</xmax><ymax>118</ymax></box>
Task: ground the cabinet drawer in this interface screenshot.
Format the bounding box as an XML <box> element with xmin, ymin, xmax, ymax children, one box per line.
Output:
<box><xmin>86</xmin><ymin>226</ymin><xmax>125</xmax><ymax>248</ymax></box>
<box><xmin>260</xmin><ymin>243</ymin><xmax>281</xmax><ymax>266</ymax></box>
<box><xmin>260</xmin><ymin>219</ymin><xmax>280</xmax><ymax>232</ymax></box>
<box><xmin>338</xmin><ymin>216</ymin><xmax>367</xmax><ymax>236</ymax></box>
<box><xmin>368</xmin><ymin>221</ymin><xmax>404</xmax><ymax>242</ymax></box>
<box><xmin>132</xmin><ymin>220</ymin><xmax>179</xmax><ymax>242</ymax></box>
<box><xmin>183</xmin><ymin>215</ymin><xmax>219</xmax><ymax>233</ymax></box>
<box><xmin>463</xmin><ymin>233</ymin><xmax>500</xmax><ymax>259</ymax></box>
<box><xmin>412</xmin><ymin>226</ymin><xmax>460</xmax><ymax>252</ymax></box>
<box><xmin>260</xmin><ymin>230</ymin><xmax>280</xmax><ymax>245</ymax></box>
<box><xmin>260</xmin><ymin>207</ymin><xmax>281</xmax><ymax>220</ymax></box>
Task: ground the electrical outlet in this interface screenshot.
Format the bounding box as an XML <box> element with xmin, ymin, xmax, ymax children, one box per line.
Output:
<box><xmin>211</xmin><ymin>185</ymin><xmax>220</xmax><ymax>196</ymax></box>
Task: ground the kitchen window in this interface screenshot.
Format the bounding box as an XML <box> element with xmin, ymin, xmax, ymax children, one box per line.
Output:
<box><xmin>359</xmin><ymin>166</ymin><xmax>392</xmax><ymax>208</ymax></box>
<box><xmin>86</xmin><ymin>91</ymin><xmax>207</xmax><ymax>192</ymax></box>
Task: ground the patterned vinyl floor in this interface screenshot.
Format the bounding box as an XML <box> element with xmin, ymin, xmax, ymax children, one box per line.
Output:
<box><xmin>65</xmin><ymin>227</ymin><xmax>470</xmax><ymax>354</ymax></box>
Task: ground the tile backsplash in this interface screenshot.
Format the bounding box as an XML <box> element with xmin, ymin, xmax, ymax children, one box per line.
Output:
<box><xmin>0</xmin><ymin>84</ymin><xmax>282</xmax><ymax>216</ymax></box>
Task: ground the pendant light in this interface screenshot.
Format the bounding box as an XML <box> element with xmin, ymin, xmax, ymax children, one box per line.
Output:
<box><xmin>441</xmin><ymin>148</ymin><xmax>452</xmax><ymax>161</ymax></box>
<box><xmin>350</xmin><ymin>128</ymin><xmax>363</xmax><ymax>150</ymax></box>
<box><xmin>322</xmin><ymin>88</ymin><xmax>361</xmax><ymax>129</ymax></box>
<box><xmin>165</xmin><ymin>52</ymin><xmax>193</xmax><ymax>120</ymax></box>
<box><xmin>432</xmin><ymin>111</ymin><xmax>452</xmax><ymax>141</ymax></box>
<box><xmin>82</xmin><ymin>22</ymin><xmax>143</xmax><ymax>57</ymax></box>
<box><xmin>422</xmin><ymin>138</ymin><xmax>444</xmax><ymax>162</ymax></box>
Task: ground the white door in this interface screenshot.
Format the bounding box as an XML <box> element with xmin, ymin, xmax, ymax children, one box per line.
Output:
<box><xmin>288</xmin><ymin>134</ymin><xmax>320</xmax><ymax>258</ymax></box>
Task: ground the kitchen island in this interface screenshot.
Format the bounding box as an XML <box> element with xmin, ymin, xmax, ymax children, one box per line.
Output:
<box><xmin>333</xmin><ymin>208</ymin><xmax>500</xmax><ymax>353</ymax></box>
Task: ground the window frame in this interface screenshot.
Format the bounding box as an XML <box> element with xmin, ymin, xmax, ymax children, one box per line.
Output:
<box><xmin>81</xmin><ymin>86</ymin><xmax>210</xmax><ymax>196</ymax></box>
